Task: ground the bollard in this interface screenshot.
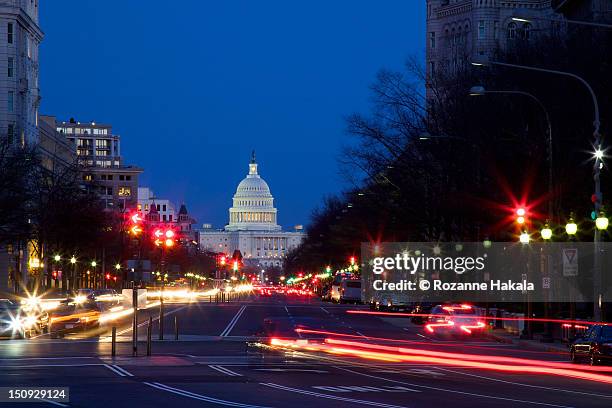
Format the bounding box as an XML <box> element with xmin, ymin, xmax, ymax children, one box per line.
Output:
<box><xmin>174</xmin><ymin>315</ymin><xmax>179</xmax><ymax>340</ymax></box>
<box><xmin>147</xmin><ymin>316</ymin><xmax>152</xmax><ymax>356</ymax></box>
<box><xmin>111</xmin><ymin>326</ymin><xmax>116</xmax><ymax>357</ymax></box>
<box><xmin>159</xmin><ymin>301</ymin><xmax>164</xmax><ymax>341</ymax></box>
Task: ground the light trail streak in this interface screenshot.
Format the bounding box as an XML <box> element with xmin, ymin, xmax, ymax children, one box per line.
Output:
<box><xmin>346</xmin><ymin>310</ymin><xmax>612</xmax><ymax>327</ymax></box>
<box><xmin>269</xmin><ymin>338</ymin><xmax>612</xmax><ymax>384</ymax></box>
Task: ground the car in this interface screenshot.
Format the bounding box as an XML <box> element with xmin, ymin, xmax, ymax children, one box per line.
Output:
<box><xmin>0</xmin><ymin>299</ymin><xmax>48</xmax><ymax>339</ymax></box>
<box><xmin>92</xmin><ymin>289</ymin><xmax>123</xmax><ymax>307</ymax></box>
<box><xmin>570</xmin><ymin>324</ymin><xmax>612</xmax><ymax>365</ymax></box>
<box><xmin>425</xmin><ymin>304</ymin><xmax>485</xmax><ymax>336</ymax></box>
<box><xmin>335</xmin><ymin>279</ymin><xmax>361</xmax><ymax>304</ymax></box>
<box><xmin>410</xmin><ymin>302</ymin><xmax>434</xmax><ymax>324</ymax></box>
<box><xmin>49</xmin><ymin>298</ymin><xmax>101</xmax><ymax>338</ymax></box>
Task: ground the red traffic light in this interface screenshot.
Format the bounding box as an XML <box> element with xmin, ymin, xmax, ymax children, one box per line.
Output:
<box><xmin>52</xmin><ymin>271</ymin><xmax>58</xmax><ymax>279</ymax></box>
<box><xmin>105</xmin><ymin>273</ymin><xmax>111</xmax><ymax>280</ymax></box>
<box><xmin>349</xmin><ymin>256</ymin><xmax>356</xmax><ymax>265</ymax></box>
<box><xmin>219</xmin><ymin>255</ymin><xmax>227</xmax><ymax>266</ymax></box>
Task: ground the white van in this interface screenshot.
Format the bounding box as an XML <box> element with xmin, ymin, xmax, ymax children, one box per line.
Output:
<box><xmin>339</xmin><ymin>279</ymin><xmax>361</xmax><ymax>303</ymax></box>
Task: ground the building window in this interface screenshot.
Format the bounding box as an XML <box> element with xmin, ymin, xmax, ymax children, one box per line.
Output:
<box><xmin>508</xmin><ymin>22</ymin><xmax>517</xmax><ymax>39</ymax></box>
<box><xmin>107</xmin><ymin>175</ymin><xmax>113</xmax><ymax>180</ymax></box>
<box><xmin>169</xmin><ymin>215</ymin><xmax>173</xmax><ymax>222</ymax></box>
<box><xmin>137</xmin><ymin>204</ymin><xmax>142</xmax><ymax>211</ymax></box>
<box><xmin>7</xmin><ymin>124</ymin><xmax>14</xmax><ymax>145</ymax></box>
<box><xmin>523</xmin><ymin>23</ymin><xmax>532</xmax><ymax>40</ymax></box>
<box><xmin>144</xmin><ymin>204</ymin><xmax>149</xmax><ymax>211</ymax></box>
<box><xmin>162</xmin><ymin>204</ymin><xmax>166</xmax><ymax>211</ymax></box>
<box><xmin>163</xmin><ymin>215</ymin><xmax>167</xmax><ymax>221</ymax></box>
<box><xmin>83</xmin><ymin>174</ymin><xmax>93</xmax><ymax>181</ymax></box>
<box><xmin>8</xmin><ymin>91</ymin><xmax>13</xmax><ymax>113</ymax></box>
<box><xmin>106</xmin><ymin>187</ymin><xmax>113</xmax><ymax>195</ymax></box>
<box><xmin>8</xmin><ymin>57</ymin><xmax>14</xmax><ymax>77</ymax></box>
<box><xmin>7</xmin><ymin>23</ymin><xmax>13</xmax><ymax>44</ymax></box>
<box><xmin>101</xmin><ymin>174</ymin><xmax>107</xmax><ymax>180</ymax></box>
<box><xmin>119</xmin><ymin>175</ymin><xmax>125</xmax><ymax>180</ymax></box>
<box><xmin>494</xmin><ymin>21</ymin><xmax>499</xmax><ymax>40</ymax></box>
<box><xmin>478</xmin><ymin>20</ymin><xmax>485</xmax><ymax>39</ymax></box>
<box><xmin>126</xmin><ymin>175</ymin><xmax>131</xmax><ymax>181</ymax></box>
<box><xmin>118</xmin><ymin>187</ymin><xmax>131</xmax><ymax>197</ymax></box>
<box><xmin>429</xmin><ymin>32</ymin><xmax>435</xmax><ymax>49</ymax></box>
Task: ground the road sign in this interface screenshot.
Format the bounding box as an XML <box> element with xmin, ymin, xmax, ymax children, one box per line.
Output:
<box><xmin>562</xmin><ymin>248</ymin><xmax>578</xmax><ymax>277</ymax></box>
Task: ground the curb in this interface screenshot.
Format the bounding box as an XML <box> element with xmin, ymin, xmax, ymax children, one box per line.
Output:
<box><xmin>485</xmin><ymin>331</ymin><xmax>568</xmax><ymax>353</ymax></box>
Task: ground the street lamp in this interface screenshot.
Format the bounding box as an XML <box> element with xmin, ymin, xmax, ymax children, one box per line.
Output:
<box><xmin>565</xmin><ymin>216</ymin><xmax>578</xmax><ymax>236</ymax></box>
<box><xmin>54</xmin><ymin>254</ymin><xmax>61</xmax><ymax>262</ymax></box>
<box><xmin>519</xmin><ymin>231</ymin><xmax>530</xmax><ymax>244</ymax></box>
<box><xmin>595</xmin><ymin>211</ymin><xmax>609</xmax><ymax>231</ymax></box>
<box><xmin>470</xmin><ymin>85</ymin><xmax>553</xmax><ymax>219</ymax></box>
<box><xmin>70</xmin><ymin>256</ymin><xmax>76</xmax><ymax>264</ymax></box>
<box><xmin>540</xmin><ymin>224</ymin><xmax>553</xmax><ymax>240</ymax></box>
<box><xmin>115</xmin><ymin>263</ymin><xmax>121</xmax><ymax>270</ymax></box>
<box><xmin>91</xmin><ymin>261</ymin><xmax>97</xmax><ymax>267</ymax></box>
<box><xmin>472</xmin><ymin>56</ymin><xmax>604</xmax><ymax>321</ymax></box>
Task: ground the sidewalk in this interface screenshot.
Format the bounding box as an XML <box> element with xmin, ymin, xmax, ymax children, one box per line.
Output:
<box><xmin>484</xmin><ymin>329</ymin><xmax>569</xmax><ymax>354</ymax></box>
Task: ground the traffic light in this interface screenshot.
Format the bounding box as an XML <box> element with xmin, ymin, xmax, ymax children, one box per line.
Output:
<box><xmin>105</xmin><ymin>273</ymin><xmax>111</xmax><ymax>280</ymax></box>
<box><xmin>52</xmin><ymin>271</ymin><xmax>58</xmax><ymax>279</ymax></box>
<box><xmin>515</xmin><ymin>207</ymin><xmax>526</xmax><ymax>225</ymax></box>
<box><xmin>349</xmin><ymin>256</ymin><xmax>356</xmax><ymax>265</ymax></box>
<box><xmin>154</xmin><ymin>229</ymin><xmax>175</xmax><ymax>247</ymax></box>
<box><xmin>233</xmin><ymin>260</ymin><xmax>239</xmax><ymax>272</ymax></box>
<box><xmin>129</xmin><ymin>212</ymin><xmax>143</xmax><ymax>235</ymax></box>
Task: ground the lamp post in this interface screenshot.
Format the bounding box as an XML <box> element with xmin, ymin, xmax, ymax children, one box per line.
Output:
<box><xmin>91</xmin><ymin>261</ymin><xmax>97</xmax><ymax>289</ymax></box>
<box><xmin>472</xmin><ymin>56</ymin><xmax>604</xmax><ymax>321</ymax></box>
<box><xmin>469</xmin><ymin>85</ymin><xmax>553</xmax><ymax>220</ymax></box>
<box><xmin>70</xmin><ymin>256</ymin><xmax>77</xmax><ymax>291</ymax></box>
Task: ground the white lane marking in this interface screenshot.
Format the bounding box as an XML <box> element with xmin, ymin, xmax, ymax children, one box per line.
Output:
<box><xmin>254</xmin><ymin>368</ymin><xmax>329</xmax><ymax>373</ymax></box>
<box><xmin>104</xmin><ymin>363</ymin><xmax>128</xmax><ymax>377</ymax></box>
<box><xmin>260</xmin><ymin>383</ymin><xmax>409</xmax><ymax>408</ymax></box>
<box><xmin>36</xmin><ymin>398</ymin><xmax>69</xmax><ymax>407</ymax></box>
<box><xmin>111</xmin><ymin>364</ymin><xmax>134</xmax><ymax>377</ymax></box>
<box><xmin>356</xmin><ymin>331</ymin><xmax>367</xmax><ymax>338</ymax></box>
<box><xmin>436</xmin><ymin>367</ymin><xmax>612</xmax><ymax>398</ymax></box>
<box><xmin>220</xmin><ymin>305</ymin><xmax>246</xmax><ymax>337</ymax></box>
<box><xmin>284</xmin><ymin>306</ymin><xmax>290</xmax><ymax>315</ymax></box>
<box><xmin>334</xmin><ymin>367</ymin><xmax>576</xmax><ymax>408</ymax></box>
<box><xmin>320</xmin><ymin>307</ymin><xmax>330</xmax><ymax>314</ymax></box>
<box><xmin>313</xmin><ymin>385</ymin><xmax>419</xmax><ymax>393</ymax></box>
<box><xmin>144</xmin><ymin>382</ymin><xmax>270</xmax><ymax>407</ymax></box>
<box><xmin>209</xmin><ymin>365</ymin><xmax>242</xmax><ymax>376</ymax></box>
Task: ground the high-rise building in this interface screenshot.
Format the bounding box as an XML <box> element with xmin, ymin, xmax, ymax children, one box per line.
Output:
<box><xmin>425</xmin><ymin>0</ymin><xmax>557</xmax><ymax>90</ymax></box>
<box><xmin>0</xmin><ymin>0</ymin><xmax>42</xmax><ymax>147</ymax></box>
<box><xmin>52</xmin><ymin>117</ymin><xmax>143</xmax><ymax>210</ymax></box>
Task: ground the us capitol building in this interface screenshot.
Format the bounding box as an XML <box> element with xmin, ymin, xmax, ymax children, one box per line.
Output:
<box><xmin>198</xmin><ymin>153</ymin><xmax>305</xmax><ymax>268</ymax></box>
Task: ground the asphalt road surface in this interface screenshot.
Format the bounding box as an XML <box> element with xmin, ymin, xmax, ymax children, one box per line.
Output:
<box><xmin>0</xmin><ymin>294</ymin><xmax>610</xmax><ymax>408</ymax></box>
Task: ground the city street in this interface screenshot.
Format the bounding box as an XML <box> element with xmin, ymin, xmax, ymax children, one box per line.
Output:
<box><xmin>0</xmin><ymin>294</ymin><xmax>610</xmax><ymax>408</ymax></box>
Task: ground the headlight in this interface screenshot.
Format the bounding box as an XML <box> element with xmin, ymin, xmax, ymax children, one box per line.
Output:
<box><xmin>9</xmin><ymin>317</ymin><xmax>23</xmax><ymax>331</ymax></box>
<box><xmin>9</xmin><ymin>316</ymin><xmax>35</xmax><ymax>331</ymax></box>
<box><xmin>74</xmin><ymin>295</ymin><xmax>87</xmax><ymax>304</ymax></box>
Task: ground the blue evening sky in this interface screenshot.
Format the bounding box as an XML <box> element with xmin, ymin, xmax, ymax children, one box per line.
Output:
<box><xmin>39</xmin><ymin>0</ymin><xmax>425</xmax><ymax>228</ymax></box>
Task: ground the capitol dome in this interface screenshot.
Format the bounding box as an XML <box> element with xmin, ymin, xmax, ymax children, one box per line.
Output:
<box><xmin>226</xmin><ymin>152</ymin><xmax>281</xmax><ymax>232</ymax></box>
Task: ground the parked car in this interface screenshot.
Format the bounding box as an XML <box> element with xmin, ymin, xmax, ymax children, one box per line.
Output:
<box><xmin>49</xmin><ymin>298</ymin><xmax>101</xmax><ymax>338</ymax></box>
<box><xmin>570</xmin><ymin>324</ymin><xmax>612</xmax><ymax>365</ymax></box>
<box><xmin>334</xmin><ymin>279</ymin><xmax>361</xmax><ymax>304</ymax></box>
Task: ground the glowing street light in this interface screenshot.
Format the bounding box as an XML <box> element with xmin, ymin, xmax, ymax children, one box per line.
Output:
<box><xmin>115</xmin><ymin>263</ymin><xmax>121</xmax><ymax>270</ymax></box>
<box><xmin>519</xmin><ymin>231</ymin><xmax>530</xmax><ymax>244</ymax></box>
<box><xmin>596</xmin><ymin>211</ymin><xmax>609</xmax><ymax>230</ymax></box>
<box><xmin>540</xmin><ymin>224</ymin><xmax>553</xmax><ymax>240</ymax></box>
<box><xmin>70</xmin><ymin>256</ymin><xmax>77</xmax><ymax>264</ymax></box>
<box><xmin>53</xmin><ymin>254</ymin><xmax>61</xmax><ymax>262</ymax></box>
<box><xmin>91</xmin><ymin>260</ymin><xmax>97</xmax><ymax>267</ymax></box>
<box><xmin>566</xmin><ymin>216</ymin><xmax>578</xmax><ymax>236</ymax></box>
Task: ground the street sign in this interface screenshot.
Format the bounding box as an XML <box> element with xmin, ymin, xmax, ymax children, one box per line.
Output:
<box><xmin>542</xmin><ymin>277</ymin><xmax>551</xmax><ymax>289</ymax></box>
<box><xmin>562</xmin><ymin>248</ymin><xmax>578</xmax><ymax>277</ymax></box>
